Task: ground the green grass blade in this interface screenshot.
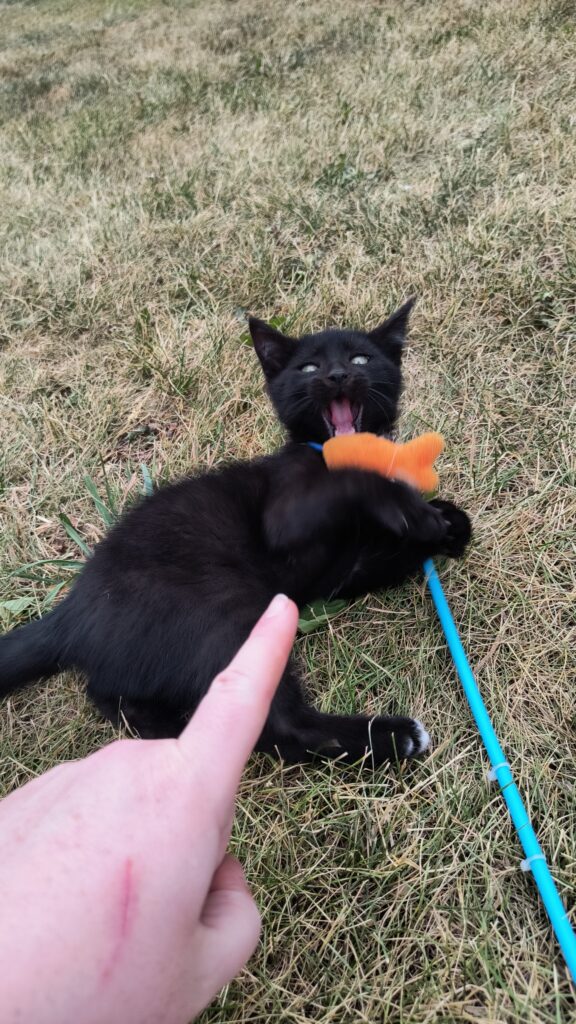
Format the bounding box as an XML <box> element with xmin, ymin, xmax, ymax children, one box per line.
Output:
<box><xmin>140</xmin><ymin>463</ymin><xmax>154</xmax><ymax>497</ymax></box>
<box><xmin>0</xmin><ymin>596</ymin><xmax>36</xmax><ymax>616</ymax></box>
<box><xmin>298</xmin><ymin>599</ymin><xmax>348</xmax><ymax>633</ymax></box>
<box><xmin>42</xmin><ymin>580</ymin><xmax>69</xmax><ymax>610</ymax></box>
<box><xmin>83</xmin><ymin>475</ymin><xmax>115</xmax><ymax>527</ymax></box>
<box><xmin>58</xmin><ymin>514</ymin><xmax>92</xmax><ymax>557</ymax></box>
<box><xmin>8</xmin><ymin>558</ymin><xmax>85</xmax><ymax>578</ymax></box>
<box><xmin>98</xmin><ymin>456</ymin><xmax>118</xmax><ymax>518</ymax></box>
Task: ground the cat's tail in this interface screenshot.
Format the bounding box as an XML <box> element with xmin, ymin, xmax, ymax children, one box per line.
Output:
<box><xmin>0</xmin><ymin>604</ymin><xmax>70</xmax><ymax>695</ymax></box>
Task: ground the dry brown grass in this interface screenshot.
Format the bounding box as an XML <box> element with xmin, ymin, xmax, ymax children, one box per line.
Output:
<box><xmin>1</xmin><ymin>0</ymin><xmax>575</xmax><ymax>1020</ymax></box>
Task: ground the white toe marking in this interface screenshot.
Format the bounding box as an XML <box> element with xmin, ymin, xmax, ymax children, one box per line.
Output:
<box><xmin>413</xmin><ymin>720</ymin><xmax>431</xmax><ymax>754</ymax></box>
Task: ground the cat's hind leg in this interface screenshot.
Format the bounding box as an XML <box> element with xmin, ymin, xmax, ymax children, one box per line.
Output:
<box><xmin>89</xmin><ymin>690</ymin><xmax>188</xmax><ymax>739</ymax></box>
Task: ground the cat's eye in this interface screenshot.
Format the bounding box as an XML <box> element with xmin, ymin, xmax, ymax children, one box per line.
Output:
<box><xmin>351</xmin><ymin>354</ymin><xmax>369</xmax><ymax>365</ymax></box>
<box><xmin>300</xmin><ymin>363</ymin><xmax>319</xmax><ymax>373</ymax></box>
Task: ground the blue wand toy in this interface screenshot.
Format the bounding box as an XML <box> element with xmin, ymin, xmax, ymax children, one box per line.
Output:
<box><xmin>424</xmin><ymin>558</ymin><xmax>576</xmax><ymax>983</ymax></box>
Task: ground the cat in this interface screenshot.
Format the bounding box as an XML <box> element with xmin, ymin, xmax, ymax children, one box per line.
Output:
<box><xmin>0</xmin><ymin>299</ymin><xmax>471</xmax><ymax>764</ymax></box>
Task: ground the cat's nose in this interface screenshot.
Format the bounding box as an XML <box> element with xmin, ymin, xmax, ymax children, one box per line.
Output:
<box><xmin>328</xmin><ymin>369</ymin><xmax>348</xmax><ymax>384</ymax></box>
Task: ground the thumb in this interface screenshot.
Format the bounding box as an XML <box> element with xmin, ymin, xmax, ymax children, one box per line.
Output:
<box><xmin>197</xmin><ymin>855</ymin><xmax>262</xmax><ymax>993</ymax></box>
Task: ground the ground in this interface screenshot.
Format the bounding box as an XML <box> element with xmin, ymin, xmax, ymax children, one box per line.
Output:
<box><xmin>1</xmin><ymin>0</ymin><xmax>575</xmax><ymax>1021</ymax></box>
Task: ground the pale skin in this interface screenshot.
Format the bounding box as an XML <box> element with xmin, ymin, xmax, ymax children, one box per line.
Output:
<box><xmin>0</xmin><ymin>594</ymin><xmax>299</xmax><ymax>1024</ymax></box>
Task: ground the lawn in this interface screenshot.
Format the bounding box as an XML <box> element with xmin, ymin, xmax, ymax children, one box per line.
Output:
<box><xmin>1</xmin><ymin>0</ymin><xmax>575</xmax><ymax>1020</ymax></box>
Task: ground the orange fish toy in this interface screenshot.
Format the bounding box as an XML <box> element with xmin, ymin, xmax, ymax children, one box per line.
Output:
<box><xmin>314</xmin><ymin>431</ymin><xmax>444</xmax><ymax>493</ymax></box>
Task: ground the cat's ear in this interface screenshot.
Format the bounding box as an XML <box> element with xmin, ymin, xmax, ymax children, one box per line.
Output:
<box><xmin>249</xmin><ymin>317</ymin><xmax>296</xmax><ymax>377</ymax></box>
<box><xmin>368</xmin><ymin>297</ymin><xmax>416</xmax><ymax>364</ymax></box>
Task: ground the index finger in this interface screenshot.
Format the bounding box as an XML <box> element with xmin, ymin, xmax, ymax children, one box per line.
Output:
<box><xmin>178</xmin><ymin>594</ymin><xmax>298</xmax><ymax>796</ymax></box>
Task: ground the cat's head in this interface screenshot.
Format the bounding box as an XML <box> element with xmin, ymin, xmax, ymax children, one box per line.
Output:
<box><xmin>249</xmin><ymin>299</ymin><xmax>414</xmax><ymax>443</ymax></box>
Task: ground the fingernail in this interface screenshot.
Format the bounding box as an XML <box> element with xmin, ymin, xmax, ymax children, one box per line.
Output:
<box><xmin>264</xmin><ymin>594</ymin><xmax>290</xmax><ymax>618</ymax></box>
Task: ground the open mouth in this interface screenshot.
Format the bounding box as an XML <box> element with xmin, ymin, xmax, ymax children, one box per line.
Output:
<box><xmin>323</xmin><ymin>398</ymin><xmax>362</xmax><ymax>437</ymax></box>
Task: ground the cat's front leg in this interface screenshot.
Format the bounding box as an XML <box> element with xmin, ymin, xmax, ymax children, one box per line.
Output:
<box><xmin>335</xmin><ymin>498</ymin><xmax>472</xmax><ymax>600</ymax></box>
<box><xmin>264</xmin><ymin>468</ymin><xmax>447</xmax><ymax>551</ymax></box>
<box><xmin>368</xmin><ymin>478</ymin><xmax>450</xmax><ymax>545</ymax></box>
<box><xmin>427</xmin><ymin>499</ymin><xmax>472</xmax><ymax>558</ymax></box>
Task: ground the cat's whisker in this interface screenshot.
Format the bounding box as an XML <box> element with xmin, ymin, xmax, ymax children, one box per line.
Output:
<box><xmin>367</xmin><ymin>389</ymin><xmax>393</xmax><ymax>415</ymax></box>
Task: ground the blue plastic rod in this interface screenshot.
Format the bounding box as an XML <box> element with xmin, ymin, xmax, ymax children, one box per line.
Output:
<box><xmin>423</xmin><ymin>557</ymin><xmax>576</xmax><ymax>982</ymax></box>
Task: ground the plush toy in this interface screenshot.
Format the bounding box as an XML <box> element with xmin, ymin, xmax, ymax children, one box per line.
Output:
<box><xmin>321</xmin><ymin>431</ymin><xmax>444</xmax><ymax>493</ymax></box>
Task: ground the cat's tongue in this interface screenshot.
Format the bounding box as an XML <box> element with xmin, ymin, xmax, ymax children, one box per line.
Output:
<box><xmin>329</xmin><ymin>398</ymin><xmax>355</xmax><ymax>436</ymax></box>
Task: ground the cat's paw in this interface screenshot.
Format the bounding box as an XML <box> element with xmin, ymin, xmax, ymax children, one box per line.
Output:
<box><xmin>374</xmin><ymin>486</ymin><xmax>447</xmax><ymax>544</ymax></box>
<box><xmin>429</xmin><ymin>499</ymin><xmax>472</xmax><ymax>558</ymax></box>
<box><xmin>369</xmin><ymin>715</ymin><xmax>431</xmax><ymax>764</ymax></box>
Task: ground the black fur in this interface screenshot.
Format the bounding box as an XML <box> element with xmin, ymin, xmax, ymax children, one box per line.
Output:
<box><xmin>0</xmin><ymin>302</ymin><xmax>471</xmax><ymax>764</ymax></box>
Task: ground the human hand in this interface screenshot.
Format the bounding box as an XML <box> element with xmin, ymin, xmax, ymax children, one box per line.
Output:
<box><xmin>0</xmin><ymin>594</ymin><xmax>298</xmax><ymax>1024</ymax></box>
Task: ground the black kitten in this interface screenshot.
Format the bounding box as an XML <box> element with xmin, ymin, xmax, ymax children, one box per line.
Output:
<box><xmin>0</xmin><ymin>300</ymin><xmax>471</xmax><ymax>764</ymax></box>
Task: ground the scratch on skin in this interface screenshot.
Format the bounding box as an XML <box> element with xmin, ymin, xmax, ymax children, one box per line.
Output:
<box><xmin>100</xmin><ymin>857</ymin><xmax>136</xmax><ymax>984</ymax></box>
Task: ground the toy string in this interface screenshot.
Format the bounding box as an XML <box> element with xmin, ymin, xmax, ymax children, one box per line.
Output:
<box><xmin>424</xmin><ymin>558</ymin><xmax>576</xmax><ymax>983</ymax></box>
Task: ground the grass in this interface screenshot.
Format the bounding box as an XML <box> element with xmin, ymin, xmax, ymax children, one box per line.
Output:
<box><xmin>1</xmin><ymin>0</ymin><xmax>575</xmax><ymax>1019</ymax></box>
